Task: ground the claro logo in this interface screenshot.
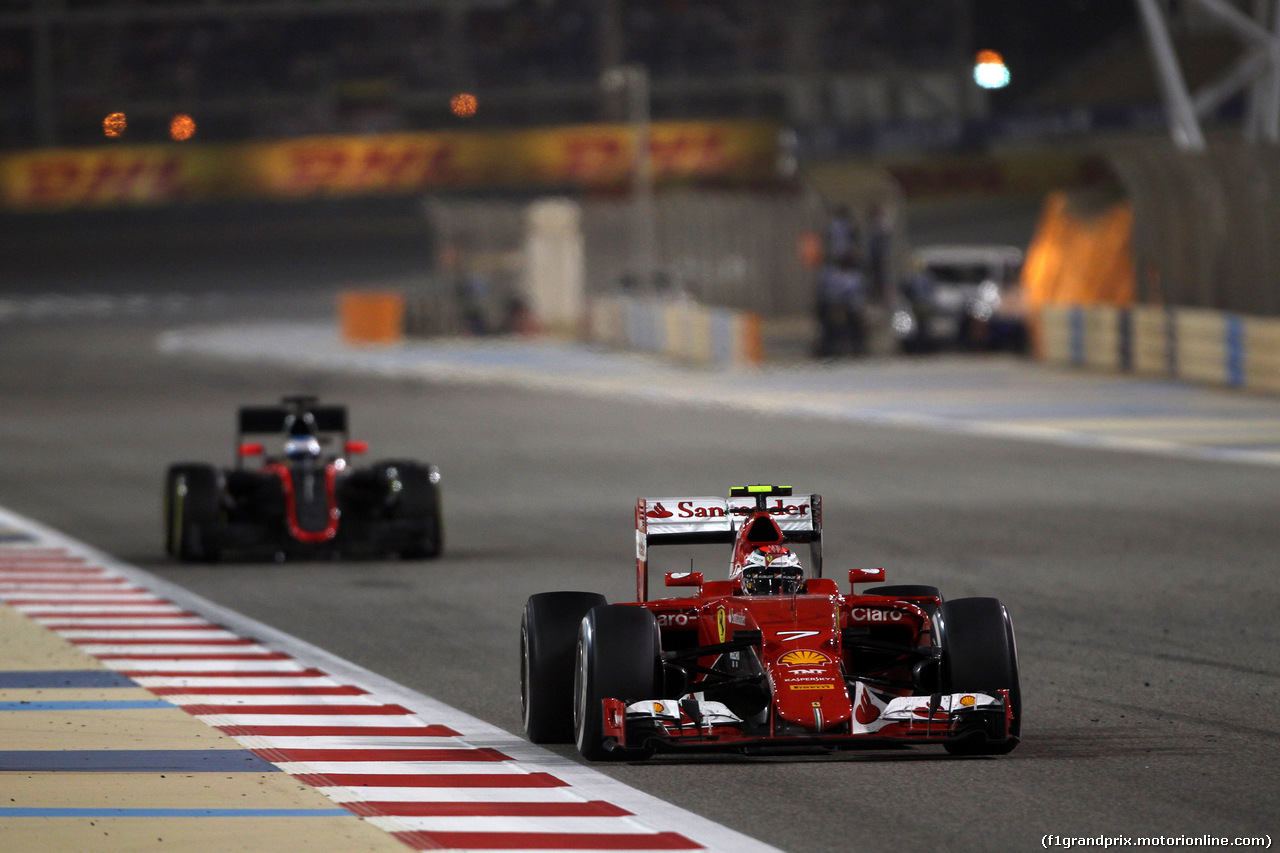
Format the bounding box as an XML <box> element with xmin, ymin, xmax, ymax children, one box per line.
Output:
<box><xmin>849</xmin><ymin>608</ymin><xmax>903</xmax><ymax>622</ymax></box>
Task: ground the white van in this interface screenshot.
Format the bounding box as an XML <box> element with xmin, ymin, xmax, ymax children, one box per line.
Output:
<box><xmin>894</xmin><ymin>244</ymin><xmax>1027</xmax><ymax>353</ymax></box>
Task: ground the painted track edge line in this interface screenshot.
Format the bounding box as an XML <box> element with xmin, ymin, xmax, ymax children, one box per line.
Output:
<box><xmin>0</xmin><ymin>503</ymin><xmax>781</xmax><ymax>853</ymax></box>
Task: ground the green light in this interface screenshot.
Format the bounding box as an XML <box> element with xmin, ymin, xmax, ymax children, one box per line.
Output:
<box><xmin>731</xmin><ymin>485</ymin><xmax>793</xmax><ymax>496</ymax></box>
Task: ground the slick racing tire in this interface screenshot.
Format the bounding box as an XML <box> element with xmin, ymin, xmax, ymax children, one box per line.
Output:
<box><xmin>380</xmin><ymin>460</ymin><xmax>443</xmax><ymax>559</ymax></box>
<box><xmin>573</xmin><ymin>605</ymin><xmax>660</xmax><ymax>761</ymax></box>
<box><xmin>940</xmin><ymin>597</ymin><xmax>1020</xmax><ymax>755</ymax></box>
<box><xmin>165</xmin><ymin>464</ymin><xmax>223</xmax><ymax>563</ymax></box>
<box><xmin>521</xmin><ymin>592</ymin><xmax>608</xmax><ymax>744</ymax></box>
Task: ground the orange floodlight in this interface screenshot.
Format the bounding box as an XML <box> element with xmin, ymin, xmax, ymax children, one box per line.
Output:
<box><xmin>103</xmin><ymin>112</ymin><xmax>127</xmax><ymax>138</ymax></box>
<box><xmin>450</xmin><ymin>93</ymin><xmax>478</xmax><ymax>118</ymax></box>
<box><xmin>169</xmin><ymin>114</ymin><xmax>197</xmax><ymax>141</ymax></box>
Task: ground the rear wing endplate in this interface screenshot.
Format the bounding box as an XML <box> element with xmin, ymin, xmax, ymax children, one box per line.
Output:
<box><xmin>634</xmin><ymin>495</ymin><xmax>823</xmax><ymax>602</ymax></box>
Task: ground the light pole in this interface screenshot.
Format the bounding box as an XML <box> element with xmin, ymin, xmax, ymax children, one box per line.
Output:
<box><xmin>33</xmin><ymin>0</ymin><xmax>56</xmax><ymax>146</ymax></box>
<box><xmin>602</xmin><ymin>65</ymin><xmax>657</xmax><ymax>294</ymax></box>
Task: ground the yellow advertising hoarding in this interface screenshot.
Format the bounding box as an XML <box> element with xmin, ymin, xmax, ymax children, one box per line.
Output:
<box><xmin>512</xmin><ymin>120</ymin><xmax>779</xmax><ymax>188</ymax></box>
<box><xmin>242</xmin><ymin>132</ymin><xmax>494</xmax><ymax>197</ymax></box>
<box><xmin>0</xmin><ymin>121</ymin><xmax>780</xmax><ymax>210</ymax></box>
<box><xmin>0</xmin><ymin>145</ymin><xmax>224</xmax><ymax>209</ymax></box>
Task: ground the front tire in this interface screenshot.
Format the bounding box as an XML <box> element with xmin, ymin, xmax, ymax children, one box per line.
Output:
<box><xmin>521</xmin><ymin>592</ymin><xmax>608</xmax><ymax>744</ymax></box>
<box><xmin>380</xmin><ymin>460</ymin><xmax>442</xmax><ymax>559</ymax></box>
<box><xmin>863</xmin><ymin>584</ymin><xmax>941</xmax><ymax>600</ymax></box>
<box><xmin>940</xmin><ymin>597</ymin><xmax>1020</xmax><ymax>755</ymax></box>
<box><xmin>165</xmin><ymin>464</ymin><xmax>222</xmax><ymax>563</ymax></box>
<box><xmin>573</xmin><ymin>605</ymin><xmax>660</xmax><ymax>761</ymax></box>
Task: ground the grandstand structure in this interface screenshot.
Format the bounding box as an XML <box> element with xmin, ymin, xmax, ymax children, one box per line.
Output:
<box><xmin>1136</xmin><ymin>0</ymin><xmax>1280</xmax><ymax>149</ymax></box>
<box><xmin>3</xmin><ymin>0</ymin><xmax>985</xmax><ymax>150</ymax></box>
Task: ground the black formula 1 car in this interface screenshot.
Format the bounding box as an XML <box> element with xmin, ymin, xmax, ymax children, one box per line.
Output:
<box><xmin>164</xmin><ymin>396</ymin><xmax>442</xmax><ymax>562</ymax></box>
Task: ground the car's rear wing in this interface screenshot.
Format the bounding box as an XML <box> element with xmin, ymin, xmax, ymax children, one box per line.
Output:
<box><xmin>237</xmin><ymin>405</ymin><xmax>348</xmax><ymax>436</ymax></box>
<box><xmin>235</xmin><ymin>398</ymin><xmax>350</xmax><ymax>465</ymax></box>
<box><xmin>634</xmin><ymin>493</ymin><xmax>822</xmax><ymax>602</ymax></box>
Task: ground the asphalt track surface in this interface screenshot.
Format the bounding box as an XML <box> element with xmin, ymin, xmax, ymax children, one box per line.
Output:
<box><xmin>1</xmin><ymin>205</ymin><xmax>1277</xmax><ymax>852</ymax></box>
<box><xmin>2</xmin><ymin>312</ymin><xmax>1277</xmax><ymax>852</ymax></box>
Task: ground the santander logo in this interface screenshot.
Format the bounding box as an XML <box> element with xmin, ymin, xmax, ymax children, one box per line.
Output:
<box><xmin>855</xmin><ymin>689</ymin><xmax>880</xmax><ymax>724</ymax></box>
<box><xmin>646</xmin><ymin>502</ymin><xmax>674</xmax><ymax>519</ymax></box>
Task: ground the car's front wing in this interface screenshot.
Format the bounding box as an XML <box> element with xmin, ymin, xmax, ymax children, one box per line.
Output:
<box><xmin>602</xmin><ymin>689</ymin><xmax>1014</xmax><ymax>753</ymax></box>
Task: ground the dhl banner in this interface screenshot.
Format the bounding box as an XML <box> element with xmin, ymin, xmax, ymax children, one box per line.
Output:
<box><xmin>0</xmin><ymin>145</ymin><xmax>226</xmax><ymax>209</ymax></box>
<box><xmin>512</xmin><ymin>121</ymin><xmax>779</xmax><ymax>188</ymax></box>
<box><xmin>0</xmin><ymin>121</ymin><xmax>780</xmax><ymax>210</ymax></box>
<box><xmin>242</xmin><ymin>132</ymin><xmax>492</xmax><ymax>197</ymax></box>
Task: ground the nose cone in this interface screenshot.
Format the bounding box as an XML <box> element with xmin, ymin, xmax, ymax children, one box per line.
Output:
<box><xmin>770</xmin><ymin>663</ymin><xmax>852</xmax><ymax>732</ymax></box>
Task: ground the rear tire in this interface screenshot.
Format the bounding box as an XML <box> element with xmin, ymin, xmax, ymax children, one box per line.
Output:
<box><xmin>940</xmin><ymin>597</ymin><xmax>1020</xmax><ymax>755</ymax></box>
<box><xmin>521</xmin><ymin>592</ymin><xmax>608</xmax><ymax>743</ymax></box>
<box><xmin>573</xmin><ymin>605</ymin><xmax>660</xmax><ymax>761</ymax></box>
<box><xmin>165</xmin><ymin>464</ymin><xmax>222</xmax><ymax>563</ymax></box>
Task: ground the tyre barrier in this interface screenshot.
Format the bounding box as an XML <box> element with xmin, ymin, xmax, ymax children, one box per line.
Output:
<box><xmin>585</xmin><ymin>295</ymin><xmax>763</xmax><ymax>368</ymax></box>
<box><xmin>1039</xmin><ymin>304</ymin><xmax>1280</xmax><ymax>394</ymax></box>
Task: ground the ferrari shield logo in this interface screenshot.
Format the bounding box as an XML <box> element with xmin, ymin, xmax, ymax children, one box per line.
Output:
<box><xmin>717</xmin><ymin>609</ymin><xmax>726</xmax><ymax>643</ymax></box>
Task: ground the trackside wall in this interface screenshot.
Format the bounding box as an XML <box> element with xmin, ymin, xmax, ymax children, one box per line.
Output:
<box><xmin>585</xmin><ymin>295</ymin><xmax>762</xmax><ymax>368</ymax></box>
<box><xmin>1039</xmin><ymin>304</ymin><xmax>1280</xmax><ymax>394</ymax></box>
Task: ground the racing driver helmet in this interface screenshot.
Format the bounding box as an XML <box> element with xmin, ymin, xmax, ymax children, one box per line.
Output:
<box><xmin>741</xmin><ymin>545</ymin><xmax>804</xmax><ymax>595</ymax></box>
<box><xmin>283</xmin><ymin>411</ymin><xmax>322</xmax><ymax>462</ymax></box>
<box><xmin>283</xmin><ymin>435</ymin><xmax>322</xmax><ymax>461</ymax></box>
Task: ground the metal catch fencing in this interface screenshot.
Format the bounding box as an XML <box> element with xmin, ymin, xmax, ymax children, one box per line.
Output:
<box><xmin>579</xmin><ymin>189</ymin><xmax>827</xmax><ymax>315</ymax></box>
<box><xmin>409</xmin><ymin>189</ymin><xmax>827</xmax><ymax>337</ymax></box>
<box><xmin>1108</xmin><ymin>143</ymin><xmax>1280</xmax><ymax>317</ymax></box>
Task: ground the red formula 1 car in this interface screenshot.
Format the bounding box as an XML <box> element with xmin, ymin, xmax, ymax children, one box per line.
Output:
<box><xmin>164</xmin><ymin>396</ymin><xmax>442</xmax><ymax>562</ymax></box>
<box><xmin>521</xmin><ymin>485</ymin><xmax>1019</xmax><ymax>760</ymax></box>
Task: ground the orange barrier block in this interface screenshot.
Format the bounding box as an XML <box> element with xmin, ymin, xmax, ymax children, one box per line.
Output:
<box><xmin>740</xmin><ymin>312</ymin><xmax>764</xmax><ymax>366</ymax></box>
<box><xmin>339</xmin><ymin>291</ymin><xmax>404</xmax><ymax>345</ymax></box>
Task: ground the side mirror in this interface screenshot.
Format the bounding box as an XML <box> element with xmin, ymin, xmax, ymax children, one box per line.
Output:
<box><xmin>664</xmin><ymin>572</ymin><xmax>703</xmax><ymax>588</ymax></box>
<box><xmin>848</xmin><ymin>567</ymin><xmax>885</xmax><ymax>589</ymax></box>
<box><xmin>344</xmin><ymin>440</ymin><xmax>369</xmax><ymax>455</ymax></box>
<box><xmin>238</xmin><ymin>442</ymin><xmax>264</xmax><ymax>457</ymax></box>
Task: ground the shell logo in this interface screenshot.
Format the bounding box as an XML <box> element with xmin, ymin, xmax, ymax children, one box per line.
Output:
<box><xmin>778</xmin><ymin>649</ymin><xmax>830</xmax><ymax>666</ymax></box>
